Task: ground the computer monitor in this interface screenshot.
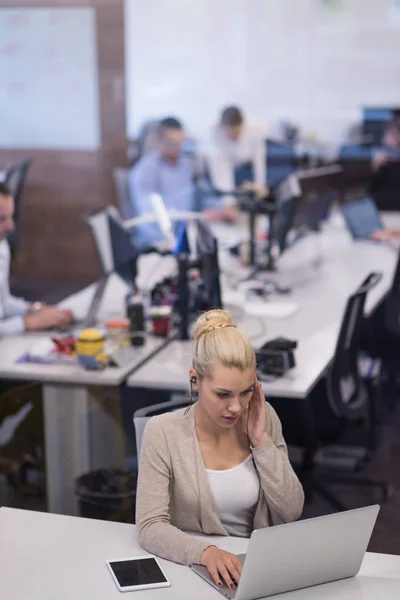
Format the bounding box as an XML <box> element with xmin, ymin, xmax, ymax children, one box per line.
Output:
<box><xmin>274</xmin><ymin>165</ymin><xmax>342</xmax><ymax>253</ymax></box>
<box><xmin>150</xmin><ymin>193</ymin><xmax>177</xmax><ymax>247</ymax></box>
<box><xmin>195</xmin><ymin>219</ymin><xmax>223</xmax><ymax>309</ymax></box>
<box><xmin>266</xmin><ymin>139</ymin><xmax>297</xmax><ymax>187</ymax></box>
<box><xmin>86</xmin><ymin>206</ymin><xmax>138</xmax><ymax>287</ymax></box>
<box><xmin>174</xmin><ymin>219</ymin><xmax>223</xmax><ymax>340</ymax></box>
<box><xmin>362</xmin><ymin>107</ymin><xmax>400</xmax><ymax>145</ymax></box>
<box><xmin>81</xmin><ymin>207</ymin><xmax>138</xmax><ymax>327</ymax></box>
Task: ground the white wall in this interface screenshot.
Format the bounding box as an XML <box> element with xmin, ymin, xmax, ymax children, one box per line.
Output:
<box><xmin>125</xmin><ymin>0</ymin><xmax>400</xmax><ymax>144</ymax></box>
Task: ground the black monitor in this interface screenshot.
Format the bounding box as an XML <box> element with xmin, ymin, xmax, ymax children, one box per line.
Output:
<box><xmin>174</xmin><ymin>219</ymin><xmax>223</xmax><ymax>340</ymax></box>
<box><xmin>274</xmin><ymin>165</ymin><xmax>342</xmax><ymax>253</ymax></box>
<box><xmin>195</xmin><ymin>220</ymin><xmax>223</xmax><ymax>309</ymax></box>
<box><xmin>266</xmin><ymin>139</ymin><xmax>297</xmax><ymax>187</ymax></box>
<box><xmin>108</xmin><ymin>210</ymin><xmax>138</xmax><ymax>285</ymax></box>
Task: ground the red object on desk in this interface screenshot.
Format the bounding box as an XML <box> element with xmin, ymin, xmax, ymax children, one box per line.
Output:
<box><xmin>152</xmin><ymin>317</ymin><xmax>170</xmax><ymax>337</ymax></box>
<box><xmin>51</xmin><ymin>336</ymin><xmax>76</xmax><ymax>355</ymax></box>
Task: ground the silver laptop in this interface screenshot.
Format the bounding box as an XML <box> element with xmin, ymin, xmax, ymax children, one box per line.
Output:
<box><xmin>192</xmin><ymin>505</ymin><xmax>379</xmax><ymax>600</ymax></box>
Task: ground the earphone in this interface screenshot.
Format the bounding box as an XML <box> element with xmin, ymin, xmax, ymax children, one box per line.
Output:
<box><xmin>190</xmin><ymin>376</ymin><xmax>197</xmax><ymax>384</ymax></box>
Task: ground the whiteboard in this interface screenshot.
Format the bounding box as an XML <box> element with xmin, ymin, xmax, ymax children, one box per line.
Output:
<box><xmin>0</xmin><ymin>8</ymin><xmax>100</xmax><ymax>150</ymax></box>
<box><xmin>125</xmin><ymin>0</ymin><xmax>400</xmax><ymax>144</ymax></box>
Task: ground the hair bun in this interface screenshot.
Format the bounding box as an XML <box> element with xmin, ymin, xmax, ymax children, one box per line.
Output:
<box><xmin>193</xmin><ymin>309</ymin><xmax>235</xmax><ymax>341</ymax></box>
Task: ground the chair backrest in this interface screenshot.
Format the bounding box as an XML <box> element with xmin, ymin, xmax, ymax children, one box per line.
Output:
<box><xmin>113</xmin><ymin>167</ymin><xmax>135</xmax><ymax>222</ymax></box>
<box><xmin>5</xmin><ymin>158</ymin><xmax>32</xmax><ymax>255</ymax></box>
<box><xmin>133</xmin><ymin>395</ymin><xmax>189</xmax><ymax>461</ymax></box>
<box><xmin>327</xmin><ymin>272</ymin><xmax>382</xmax><ymax>420</ymax></box>
<box><xmin>384</xmin><ymin>247</ymin><xmax>400</xmax><ymax>335</ymax></box>
<box><xmin>5</xmin><ymin>158</ymin><xmax>32</xmax><ymax>200</ymax></box>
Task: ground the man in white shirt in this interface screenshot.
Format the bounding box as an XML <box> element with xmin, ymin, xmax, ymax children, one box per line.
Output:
<box><xmin>204</xmin><ymin>106</ymin><xmax>268</xmax><ymax>203</ymax></box>
<box><xmin>0</xmin><ymin>182</ymin><xmax>73</xmax><ymax>336</ymax></box>
<box><xmin>0</xmin><ymin>182</ymin><xmax>74</xmax><ymax>493</ymax></box>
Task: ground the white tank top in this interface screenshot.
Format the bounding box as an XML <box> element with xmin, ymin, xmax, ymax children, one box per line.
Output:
<box><xmin>206</xmin><ymin>454</ymin><xmax>260</xmax><ymax>537</ymax></box>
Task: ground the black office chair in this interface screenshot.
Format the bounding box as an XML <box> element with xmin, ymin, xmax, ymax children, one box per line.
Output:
<box><xmin>370</xmin><ymin>161</ymin><xmax>400</xmax><ymax>212</ymax></box>
<box><xmin>5</xmin><ymin>158</ymin><xmax>33</xmax><ymax>257</ymax></box>
<box><xmin>384</xmin><ymin>248</ymin><xmax>400</xmax><ymax>337</ymax></box>
<box><xmin>0</xmin><ymin>382</ymin><xmax>44</xmax><ymax>496</ymax></box>
<box><xmin>132</xmin><ymin>396</ymin><xmax>189</xmax><ymax>462</ymax></box>
<box><xmin>271</xmin><ymin>272</ymin><xmax>392</xmax><ymax>512</ymax></box>
<box><xmin>366</xmin><ymin>248</ymin><xmax>400</xmax><ymax>410</ymax></box>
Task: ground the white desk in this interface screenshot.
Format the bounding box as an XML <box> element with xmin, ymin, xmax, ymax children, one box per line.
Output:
<box><xmin>0</xmin><ymin>274</ymin><xmax>170</xmax><ymax>516</ymax></box>
<box><xmin>1</xmin><ymin>508</ymin><xmax>399</xmax><ymax>600</ymax></box>
<box><xmin>128</xmin><ymin>217</ymin><xmax>399</xmax><ymax>398</ymax></box>
<box><xmin>128</xmin><ymin>324</ymin><xmax>339</xmax><ymax>399</ymax></box>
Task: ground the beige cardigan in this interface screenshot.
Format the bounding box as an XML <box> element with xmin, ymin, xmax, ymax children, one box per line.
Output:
<box><xmin>136</xmin><ymin>403</ymin><xmax>304</xmax><ymax>566</ymax></box>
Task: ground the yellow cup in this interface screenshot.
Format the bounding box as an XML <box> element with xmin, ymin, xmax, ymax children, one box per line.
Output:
<box><xmin>76</xmin><ymin>328</ymin><xmax>107</xmax><ymax>370</ymax></box>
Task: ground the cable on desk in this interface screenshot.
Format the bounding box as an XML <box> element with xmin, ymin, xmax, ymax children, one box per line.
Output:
<box><xmin>256</xmin><ymin>369</ymin><xmax>280</xmax><ymax>383</ymax></box>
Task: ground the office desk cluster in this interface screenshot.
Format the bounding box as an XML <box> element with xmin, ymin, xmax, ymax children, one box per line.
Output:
<box><xmin>1</xmin><ymin>214</ymin><xmax>399</xmax><ymax>516</ymax></box>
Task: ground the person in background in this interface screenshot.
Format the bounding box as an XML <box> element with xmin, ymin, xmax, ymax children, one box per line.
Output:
<box><xmin>136</xmin><ymin>309</ymin><xmax>304</xmax><ymax>589</ymax></box>
<box><xmin>129</xmin><ymin>117</ymin><xmax>238</xmax><ymax>248</ymax></box>
<box><xmin>204</xmin><ymin>106</ymin><xmax>269</xmax><ymax>204</ymax></box>
<box><xmin>372</xmin><ymin>110</ymin><xmax>400</xmax><ymax>170</ymax></box>
<box><xmin>382</xmin><ymin>110</ymin><xmax>400</xmax><ymax>150</ymax></box>
<box><xmin>0</xmin><ymin>182</ymin><xmax>73</xmax><ymax>494</ymax></box>
<box><xmin>0</xmin><ymin>183</ymin><xmax>74</xmax><ymax>336</ymax></box>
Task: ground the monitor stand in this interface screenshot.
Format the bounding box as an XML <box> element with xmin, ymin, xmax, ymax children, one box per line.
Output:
<box><xmin>244</xmin><ymin>208</ymin><xmax>277</xmax><ymax>280</ymax></box>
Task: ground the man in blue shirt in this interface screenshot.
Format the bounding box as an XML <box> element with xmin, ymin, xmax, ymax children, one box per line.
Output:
<box><xmin>129</xmin><ymin>117</ymin><xmax>237</xmax><ymax>248</ymax></box>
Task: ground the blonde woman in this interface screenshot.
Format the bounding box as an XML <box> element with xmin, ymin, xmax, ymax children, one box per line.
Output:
<box><xmin>136</xmin><ymin>309</ymin><xmax>304</xmax><ymax>590</ymax></box>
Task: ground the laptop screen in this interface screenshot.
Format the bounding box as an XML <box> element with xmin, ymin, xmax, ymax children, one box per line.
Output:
<box><xmin>340</xmin><ymin>197</ymin><xmax>383</xmax><ymax>240</ymax></box>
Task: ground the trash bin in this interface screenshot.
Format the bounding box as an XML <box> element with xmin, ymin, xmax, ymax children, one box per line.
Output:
<box><xmin>75</xmin><ymin>468</ymin><xmax>137</xmax><ymax>523</ymax></box>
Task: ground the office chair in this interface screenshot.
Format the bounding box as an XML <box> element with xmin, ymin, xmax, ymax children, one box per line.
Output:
<box><xmin>133</xmin><ymin>395</ymin><xmax>189</xmax><ymax>462</ymax></box>
<box><xmin>271</xmin><ymin>272</ymin><xmax>392</xmax><ymax>512</ymax></box>
<box><xmin>370</xmin><ymin>161</ymin><xmax>400</xmax><ymax>212</ymax></box>
<box><xmin>385</xmin><ymin>249</ymin><xmax>400</xmax><ymax>337</ymax></box>
<box><xmin>365</xmin><ymin>247</ymin><xmax>400</xmax><ymax>411</ymax></box>
<box><xmin>0</xmin><ymin>383</ymin><xmax>44</xmax><ymax>496</ymax></box>
<box><xmin>4</xmin><ymin>158</ymin><xmax>32</xmax><ymax>257</ymax></box>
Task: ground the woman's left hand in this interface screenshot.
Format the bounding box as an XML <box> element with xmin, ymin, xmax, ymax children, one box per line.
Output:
<box><xmin>240</xmin><ymin>377</ymin><xmax>269</xmax><ymax>448</ymax></box>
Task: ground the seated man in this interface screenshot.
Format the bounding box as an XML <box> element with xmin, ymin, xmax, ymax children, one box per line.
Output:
<box><xmin>0</xmin><ymin>182</ymin><xmax>74</xmax><ymax>335</ymax></box>
<box><xmin>382</xmin><ymin>109</ymin><xmax>400</xmax><ymax>149</ymax></box>
<box><xmin>372</xmin><ymin>110</ymin><xmax>400</xmax><ymax>170</ymax></box>
<box><xmin>129</xmin><ymin>117</ymin><xmax>236</xmax><ymax>248</ymax></box>
<box><xmin>0</xmin><ymin>182</ymin><xmax>73</xmax><ymax>494</ymax></box>
<box><xmin>204</xmin><ymin>106</ymin><xmax>268</xmax><ymax>204</ymax></box>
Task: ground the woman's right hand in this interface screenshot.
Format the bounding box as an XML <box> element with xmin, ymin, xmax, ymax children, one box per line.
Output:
<box><xmin>200</xmin><ymin>546</ymin><xmax>243</xmax><ymax>590</ymax></box>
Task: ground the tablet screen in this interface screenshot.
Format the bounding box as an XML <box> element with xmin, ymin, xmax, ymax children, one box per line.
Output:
<box><xmin>108</xmin><ymin>558</ymin><xmax>168</xmax><ymax>588</ymax></box>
